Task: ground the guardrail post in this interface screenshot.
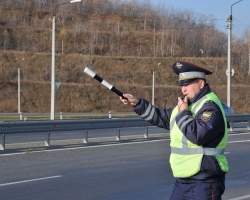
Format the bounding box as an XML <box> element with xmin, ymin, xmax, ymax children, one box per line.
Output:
<box><xmin>0</xmin><ymin>134</ymin><xmax>5</xmax><ymax>150</ymax></box>
<box><xmin>247</xmin><ymin>121</ymin><xmax>250</xmax><ymax>130</ymax></box>
<box><xmin>20</xmin><ymin>112</ymin><xmax>22</xmax><ymax>120</ymax></box>
<box><xmin>83</xmin><ymin>130</ymin><xmax>88</xmax><ymax>143</ymax></box>
<box><xmin>144</xmin><ymin>126</ymin><xmax>148</xmax><ymax>138</ymax></box>
<box><xmin>45</xmin><ymin>131</ymin><xmax>50</xmax><ymax>146</ymax></box>
<box><xmin>229</xmin><ymin>122</ymin><xmax>234</xmax><ymax>131</ymax></box>
<box><xmin>109</xmin><ymin>111</ymin><xmax>112</xmax><ymax>119</ymax></box>
<box><xmin>116</xmin><ymin>128</ymin><xmax>120</xmax><ymax>141</ymax></box>
<box><xmin>60</xmin><ymin>112</ymin><xmax>63</xmax><ymax>120</ymax></box>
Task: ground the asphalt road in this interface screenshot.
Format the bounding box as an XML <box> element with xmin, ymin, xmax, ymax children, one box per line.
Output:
<box><xmin>0</xmin><ymin>126</ymin><xmax>250</xmax><ymax>200</ymax></box>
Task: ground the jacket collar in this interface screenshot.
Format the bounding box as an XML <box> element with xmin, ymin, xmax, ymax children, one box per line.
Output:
<box><xmin>189</xmin><ymin>84</ymin><xmax>211</xmax><ymax>104</ymax></box>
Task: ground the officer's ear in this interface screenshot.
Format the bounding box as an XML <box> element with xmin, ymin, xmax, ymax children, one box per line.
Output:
<box><xmin>198</xmin><ymin>79</ymin><xmax>205</xmax><ymax>89</ymax></box>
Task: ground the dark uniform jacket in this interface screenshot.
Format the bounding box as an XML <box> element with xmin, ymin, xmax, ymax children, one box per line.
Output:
<box><xmin>133</xmin><ymin>84</ymin><xmax>227</xmax><ymax>182</ymax></box>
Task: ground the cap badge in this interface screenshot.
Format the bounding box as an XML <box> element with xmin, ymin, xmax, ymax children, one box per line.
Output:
<box><xmin>175</xmin><ymin>62</ymin><xmax>183</xmax><ymax>69</ymax></box>
<box><xmin>179</xmin><ymin>73</ymin><xmax>185</xmax><ymax>80</ymax></box>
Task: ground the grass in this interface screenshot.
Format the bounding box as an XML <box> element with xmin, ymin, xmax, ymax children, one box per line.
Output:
<box><xmin>1</xmin><ymin>52</ymin><xmax>250</xmax><ymax>114</ymax></box>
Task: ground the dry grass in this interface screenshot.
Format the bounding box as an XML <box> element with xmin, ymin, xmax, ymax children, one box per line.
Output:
<box><xmin>1</xmin><ymin>51</ymin><xmax>250</xmax><ymax>114</ymax></box>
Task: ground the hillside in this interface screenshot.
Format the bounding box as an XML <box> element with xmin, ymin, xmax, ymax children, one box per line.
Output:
<box><xmin>1</xmin><ymin>51</ymin><xmax>250</xmax><ymax>114</ymax></box>
<box><xmin>0</xmin><ymin>1</ymin><xmax>250</xmax><ymax>114</ymax></box>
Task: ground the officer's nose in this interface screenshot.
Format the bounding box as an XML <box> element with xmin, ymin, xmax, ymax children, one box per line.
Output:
<box><xmin>181</xmin><ymin>85</ymin><xmax>186</xmax><ymax>92</ymax></box>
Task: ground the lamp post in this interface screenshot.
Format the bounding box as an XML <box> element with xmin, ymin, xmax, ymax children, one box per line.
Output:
<box><xmin>152</xmin><ymin>63</ymin><xmax>161</xmax><ymax>106</ymax></box>
<box><xmin>18</xmin><ymin>58</ymin><xmax>25</xmax><ymax>114</ymax></box>
<box><xmin>51</xmin><ymin>0</ymin><xmax>82</xmax><ymax>120</ymax></box>
<box><xmin>18</xmin><ymin>67</ymin><xmax>20</xmax><ymax>113</ymax></box>
<box><xmin>226</xmin><ymin>0</ymin><xmax>242</xmax><ymax>107</ymax></box>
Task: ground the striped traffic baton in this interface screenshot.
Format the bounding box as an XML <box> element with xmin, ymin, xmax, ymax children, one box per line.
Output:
<box><xmin>84</xmin><ymin>67</ymin><xmax>128</xmax><ymax>100</ymax></box>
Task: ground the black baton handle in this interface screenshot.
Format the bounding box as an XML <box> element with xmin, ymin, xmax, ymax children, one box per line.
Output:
<box><xmin>111</xmin><ymin>87</ymin><xmax>128</xmax><ymax>100</ymax></box>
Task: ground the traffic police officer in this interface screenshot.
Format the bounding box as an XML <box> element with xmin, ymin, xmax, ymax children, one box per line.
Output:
<box><xmin>119</xmin><ymin>61</ymin><xmax>229</xmax><ymax>200</ymax></box>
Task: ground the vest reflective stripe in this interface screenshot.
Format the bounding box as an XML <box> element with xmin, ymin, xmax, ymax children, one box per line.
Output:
<box><xmin>190</xmin><ymin>95</ymin><xmax>208</xmax><ymax>115</ymax></box>
<box><xmin>178</xmin><ymin>116</ymin><xmax>193</xmax><ymax>131</ymax></box>
<box><xmin>171</xmin><ymin>147</ymin><xmax>225</xmax><ymax>155</ymax></box>
<box><xmin>169</xmin><ymin>92</ymin><xmax>228</xmax><ymax>177</ymax></box>
<box><xmin>170</xmin><ymin>114</ymin><xmax>176</xmax><ymax>130</ymax></box>
<box><xmin>182</xmin><ymin>135</ymin><xmax>188</xmax><ymax>148</ymax></box>
<box><xmin>170</xmin><ymin>95</ymin><xmax>207</xmax><ymax>130</ymax></box>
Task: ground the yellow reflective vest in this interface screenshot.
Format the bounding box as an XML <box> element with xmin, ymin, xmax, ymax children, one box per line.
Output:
<box><xmin>169</xmin><ymin>92</ymin><xmax>229</xmax><ymax>178</ymax></box>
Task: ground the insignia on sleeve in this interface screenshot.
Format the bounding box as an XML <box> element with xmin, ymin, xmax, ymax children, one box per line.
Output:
<box><xmin>201</xmin><ymin>111</ymin><xmax>212</xmax><ymax>121</ymax></box>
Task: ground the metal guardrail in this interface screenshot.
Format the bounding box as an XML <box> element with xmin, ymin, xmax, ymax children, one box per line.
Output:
<box><xmin>0</xmin><ymin>114</ymin><xmax>250</xmax><ymax>150</ymax></box>
<box><xmin>0</xmin><ymin>118</ymin><xmax>151</xmax><ymax>150</ymax></box>
<box><xmin>0</xmin><ymin>112</ymin><xmax>137</xmax><ymax>120</ymax></box>
<box><xmin>226</xmin><ymin>114</ymin><xmax>250</xmax><ymax>131</ymax></box>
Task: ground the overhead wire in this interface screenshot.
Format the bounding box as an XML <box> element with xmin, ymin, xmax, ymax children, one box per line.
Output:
<box><xmin>232</xmin><ymin>17</ymin><xmax>250</xmax><ymax>37</ymax></box>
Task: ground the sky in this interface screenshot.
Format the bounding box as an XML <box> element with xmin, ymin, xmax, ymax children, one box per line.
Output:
<box><xmin>150</xmin><ymin>0</ymin><xmax>250</xmax><ymax>38</ymax></box>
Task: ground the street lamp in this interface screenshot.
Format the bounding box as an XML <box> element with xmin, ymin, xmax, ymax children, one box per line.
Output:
<box><xmin>18</xmin><ymin>58</ymin><xmax>25</xmax><ymax>114</ymax></box>
<box><xmin>18</xmin><ymin>67</ymin><xmax>21</xmax><ymax>113</ymax></box>
<box><xmin>152</xmin><ymin>63</ymin><xmax>161</xmax><ymax>106</ymax></box>
<box><xmin>226</xmin><ymin>0</ymin><xmax>243</xmax><ymax>107</ymax></box>
<box><xmin>51</xmin><ymin>0</ymin><xmax>82</xmax><ymax>120</ymax></box>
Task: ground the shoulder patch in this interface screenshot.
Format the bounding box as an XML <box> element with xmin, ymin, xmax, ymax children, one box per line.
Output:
<box><xmin>201</xmin><ymin>111</ymin><xmax>212</xmax><ymax>121</ymax></box>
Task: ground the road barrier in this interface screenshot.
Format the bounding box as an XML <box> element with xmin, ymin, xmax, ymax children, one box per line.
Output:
<box><xmin>0</xmin><ymin>112</ymin><xmax>137</xmax><ymax>120</ymax></box>
<box><xmin>0</xmin><ymin>114</ymin><xmax>249</xmax><ymax>150</ymax></box>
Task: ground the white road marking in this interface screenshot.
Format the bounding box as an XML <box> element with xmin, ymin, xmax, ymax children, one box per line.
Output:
<box><xmin>227</xmin><ymin>140</ymin><xmax>250</xmax><ymax>144</ymax></box>
<box><xmin>228</xmin><ymin>194</ymin><xmax>250</xmax><ymax>200</ymax></box>
<box><xmin>228</xmin><ymin>132</ymin><xmax>250</xmax><ymax>136</ymax></box>
<box><xmin>0</xmin><ymin>175</ymin><xmax>62</xmax><ymax>187</ymax></box>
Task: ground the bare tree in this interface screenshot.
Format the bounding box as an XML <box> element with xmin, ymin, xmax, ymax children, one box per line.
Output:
<box><xmin>2</xmin><ymin>29</ymin><xmax>8</xmax><ymax>50</ymax></box>
<box><xmin>59</xmin><ymin>29</ymin><xmax>67</xmax><ymax>54</ymax></box>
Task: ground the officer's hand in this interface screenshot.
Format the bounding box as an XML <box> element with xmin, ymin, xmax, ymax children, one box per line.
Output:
<box><xmin>178</xmin><ymin>95</ymin><xmax>188</xmax><ymax>112</ymax></box>
<box><xmin>120</xmin><ymin>94</ymin><xmax>139</xmax><ymax>106</ymax></box>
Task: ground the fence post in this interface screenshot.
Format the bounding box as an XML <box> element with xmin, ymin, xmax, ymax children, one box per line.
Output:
<box><xmin>45</xmin><ymin>131</ymin><xmax>50</xmax><ymax>146</ymax></box>
<box><xmin>144</xmin><ymin>126</ymin><xmax>148</xmax><ymax>138</ymax></box>
<box><xmin>116</xmin><ymin>128</ymin><xmax>120</xmax><ymax>141</ymax></box>
<box><xmin>109</xmin><ymin>111</ymin><xmax>112</xmax><ymax>118</ymax></box>
<box><xmin>20</xmin><ymin>112</ymin><xmax>22</xmax><ymax>120</ymax></box>
<box><xmin>0</xmin><ymin>134</ymin><xmax>5</xmax><ymax>150</ymax></box>
<box><xmin>83</xmin><ymin>130</ymin><xmax>88</xmax><ymax>143</ymax></box>
<box><xmin>229</xmin><ymin>122</ymin><xmax>234</xmax><ymax>131</ymax></box>
<box><xmin>60</xmin><ymin>112</ymin><xmax>63</xmax><ymax>120</ymax></box>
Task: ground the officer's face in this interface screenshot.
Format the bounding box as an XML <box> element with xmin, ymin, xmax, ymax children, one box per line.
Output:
<box><xmin>181</xmin><ymin>79</ymin><xmax>205</xmax><ymax>99</ymax></box>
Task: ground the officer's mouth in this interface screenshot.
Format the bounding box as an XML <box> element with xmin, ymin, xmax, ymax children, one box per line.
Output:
<box><xmin>183</xmin><ymin>95</ymin><xmax>191</xmax><ymax>101</ymax></box>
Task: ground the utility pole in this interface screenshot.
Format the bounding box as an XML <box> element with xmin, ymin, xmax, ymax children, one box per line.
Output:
<box><xmin>50</xmin><ymin>0</ymin><xmax>82</xmax><ymax>120</ymax></box>
<box><xmin>226</xmin><ymin>0</ymin><xmax>243</xmax><ymax>107</ymax></box>
<box><xmin>227</xmin><ymin>15</ymin><xmax>232</xmax><ymax>107</ymax></box>
<box><xmin>152</xmin><ymin>63</ymin><xmax>161</xmax><ymax>106</ymax></box>
<box><xmin>18</xmin><ymin>67</ymin><xmax>20</xmax><ymax>113</ymax></box>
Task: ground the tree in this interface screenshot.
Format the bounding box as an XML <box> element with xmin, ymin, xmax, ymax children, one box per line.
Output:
<box><xmin>3</xmin><ymin>29</ymin><xmax>8</xmax><ymax>50</ymax></box>
<box><xmin>59</xmin><ymin>29</ymin><xmax>67</xmax><ymax>54</ymax></box>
